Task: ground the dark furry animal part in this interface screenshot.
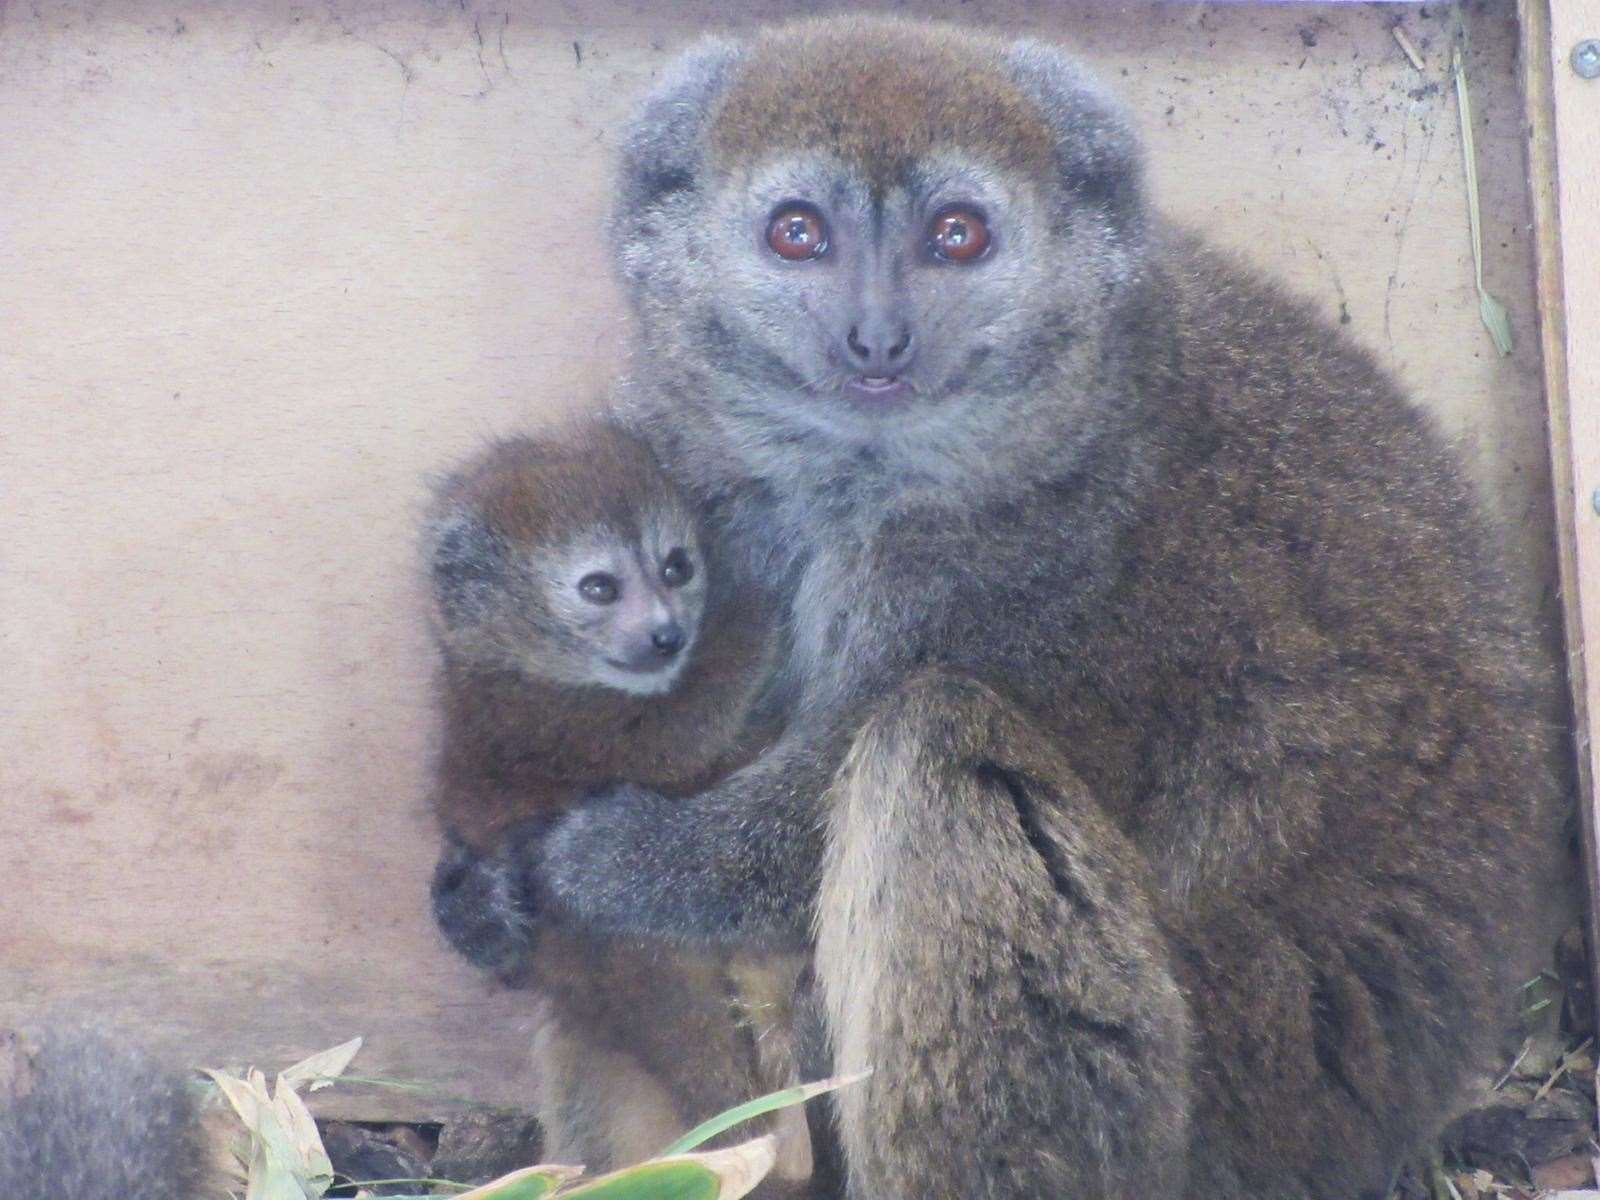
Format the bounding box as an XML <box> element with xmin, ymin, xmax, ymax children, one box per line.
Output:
<box><xmin>0</xmin><ymin>1026</ymin><xmax>223</xmax><ymax>1200</ymax></box>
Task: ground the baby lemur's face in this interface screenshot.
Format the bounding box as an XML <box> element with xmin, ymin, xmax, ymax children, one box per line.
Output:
<box><xmin>532</xmin><ymin>511</ymin><xmax>707</xmax><ymax>697</ymax></box>
<box><xmin>431</xmin><ymin>458</ymin><xmax>709</xmax><ymax>698</ymax></box>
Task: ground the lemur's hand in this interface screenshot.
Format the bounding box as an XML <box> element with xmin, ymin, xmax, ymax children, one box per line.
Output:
<box><xmin>430</xmin><ymin>820</ymin><xmax>551</xmax><ymax>984</ymax></box>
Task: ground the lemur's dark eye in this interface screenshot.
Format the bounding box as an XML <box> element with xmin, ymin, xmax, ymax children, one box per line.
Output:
<box><xmin>929</xmin><ymin>207</ymin><xmax>991</xmax><ymax>263</ymax></box>
<box><xmin>578</xmin><ymin>573</ymin><xmax>619</xmax><ymax>604</ymax></box>
<box><xmin>766</xmin><ymin>203</ymin><xmax>828</xmax><ymax>261</ymax></box>
<box><xmin>661</xmin><ymin>548</ymin><xmax>694</xmax><ymax>587</ymax></box>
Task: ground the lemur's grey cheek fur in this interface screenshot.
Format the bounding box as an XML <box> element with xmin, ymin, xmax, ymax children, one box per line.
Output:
<box><xmin>614</xmin><ymin>189</ymin><xmax>706</xmax><ymax>327</ymax></box>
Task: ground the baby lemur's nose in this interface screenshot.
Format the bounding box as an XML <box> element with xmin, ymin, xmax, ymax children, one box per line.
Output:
<box><xmin>651</xmin><ymin>623</ymin><xmax>685</xmax><ymax>657</ymax></box>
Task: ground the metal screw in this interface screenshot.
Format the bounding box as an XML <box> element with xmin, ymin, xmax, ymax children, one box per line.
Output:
<box><xmin>1574</xmin><ymin>39</ymin><xmax>1600</xmax><ymax>79</ymax></box>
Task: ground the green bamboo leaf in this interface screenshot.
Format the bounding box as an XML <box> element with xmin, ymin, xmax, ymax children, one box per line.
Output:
<box><xmin>1479</xmin><ymin>292</ymin><xmax>1514</xmax><ymax>358</ymax></box>
<box><xmin>554</xmin><ymin>1161</ymin><xmax>720</xmax><ymax>1200</ymax></box>
<box><xmin>557</xmin><ymin>1138</ymin><xmax>775</xmax><ymax>1200</ymax></box>
<box><xmin>446</xmin><ymin>1163</ymin><xmax>583</xmax><ymax>1200</ymax></box>
<box><xmin>660</xmin><ymin>1071</ymin><xmax>870</xmax><ymax>1157</ymax></box>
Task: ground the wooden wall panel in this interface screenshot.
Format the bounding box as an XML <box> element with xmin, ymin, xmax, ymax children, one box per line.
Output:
<box><xmin>1523</xmin><ymin>0</ymin><xmax>1600</xmax><ymax>1000</ymax></box>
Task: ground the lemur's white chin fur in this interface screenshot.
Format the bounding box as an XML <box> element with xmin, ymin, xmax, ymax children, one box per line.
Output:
<box><xmin>592</xmin><ymin>652</ymin><xmax>692</xmax><ymax>697</ymax></box>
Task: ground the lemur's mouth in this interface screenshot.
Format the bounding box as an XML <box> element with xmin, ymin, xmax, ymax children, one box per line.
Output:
<box><xmin>844</xmin><ymin>374</ymin><xmax>913</xmax><ymax>403</ymax></box>
<box><xmin>605</xmin><ymin>651</ymin><xmax>690</xmax><ymax>676</ymax></box>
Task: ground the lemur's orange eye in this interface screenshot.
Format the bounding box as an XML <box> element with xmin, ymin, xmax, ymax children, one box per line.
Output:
<box><xmin>929</xmin><ymin>207</ymin><xmax>991</xmax><ymax>263</ymax></box>
<box><xmin>766</xmin><ymin>204</ymin><xmax>828</xmax><ymax>261</ymax></box>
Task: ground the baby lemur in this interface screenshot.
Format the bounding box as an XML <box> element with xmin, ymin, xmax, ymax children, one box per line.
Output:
<box><xmin>424</xmin><ymin>422</ymin><xmax>812</xmax><ymax>1183</ymax></box>
<box><xmin>425</xmin><ymin>423</ymin><xmax>775</xmax><ymax>853</ymax></box>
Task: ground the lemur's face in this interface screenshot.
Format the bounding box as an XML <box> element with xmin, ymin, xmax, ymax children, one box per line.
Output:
<box><xmin>675</xmin><ymin>153</ymin><xmax>1137</xmax><ymax>467</ymax></box>
<box><xmin>533</xmin><ymin>515</ymin><xmax>706</xmax><ymax>697</ymax></box>
<box><xmin>612</xmin><ymin>26</ymin><xmax>1145</xmax><ymax>476</ymax></box>
<box><xmin>432</xmin><ymin>502</ymin><xmax>707</xmax><ymax>699</ymax></box>
<box><xmin>702</xmin><ymin>157</ymin><xmax>1056</xmax><ymax>418</ymax></box>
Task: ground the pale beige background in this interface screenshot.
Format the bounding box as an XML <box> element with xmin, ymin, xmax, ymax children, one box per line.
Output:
<box><xmin>0</xmin><ymin>1</ymin><xmax>1557</xmax><ymax>1116</ymax></box>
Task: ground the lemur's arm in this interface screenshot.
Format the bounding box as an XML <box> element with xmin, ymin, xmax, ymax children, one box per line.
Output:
<box><xmin>541</xmin><ymin>726</ymin><xmax>849</xmax><ymax>947</ymax></box>
<box><xmin>432</xmin><ymin>724</ymin><xmax>846</xmax><ymax>963</ymax></box>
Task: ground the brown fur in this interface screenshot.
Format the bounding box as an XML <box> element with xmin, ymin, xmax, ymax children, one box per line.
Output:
<box><xmin>810</xmin><ymin>236</ymin><xmax>1565</xmax><ymax>1197</ymax></box>
<box><xmin>432</xmin><ymin>580</ymin><xmax>775</xmax><ymax>853</ymax></box>
<box><xmin>709</xmin><ymin>19</ymin><xmax>1055</xmax><ymax>189</ymax></box>
<box><xmin>530</xmin><ymin>19</ymin><xmax>1570</xmax><ymax>1197</ymax></box>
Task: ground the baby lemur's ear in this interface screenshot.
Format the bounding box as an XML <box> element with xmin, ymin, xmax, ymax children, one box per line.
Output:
<box><xmin>1002</xmin><ymin>40</ymin><xmax>1145</xmax><ymax>231</ymax></box>
<box><xmin>426</xmin><ymin>511</ymin><xmax>507</xmax><ymax>626</ymax></box>
<box><xmin>609</xmin><ymin>37</ymin><xmax>747</xmax><ymax>236</ymax></box>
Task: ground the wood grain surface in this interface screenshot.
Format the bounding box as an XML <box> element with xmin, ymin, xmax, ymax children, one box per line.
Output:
<box><xmin>1523</xmin><ymin>0</ymin><xmax>1600</xmax><ymax>1013</ymax></box>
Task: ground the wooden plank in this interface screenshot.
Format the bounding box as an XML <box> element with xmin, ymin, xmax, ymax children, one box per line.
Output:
<box><xmin>1523</xmin><ymin>0</ymin><xmax>1600</xmax><ymax>1000</ymax></box>
<box><xmin>0</xmin><ymin>0</ymin><xmax>1562</xmax><ymax>1116</ymax></box>
<box><xmin>0</xmin><ymin>950</ymin><xmax>542</xmax><ymax>1124</ymax></box>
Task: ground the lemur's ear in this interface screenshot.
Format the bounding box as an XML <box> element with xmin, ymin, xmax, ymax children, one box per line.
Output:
<box><xmin>1002</xmin><ymin>40</ymin><xmax>1145</xmax><ymax>229</ymax></box>
<box><xmin>610</xmin><ymin>37</ymin><xmax>747</xmax><ymax>221</ymax></box>
<box><xmin>425</xmin><ymin>510</ymin><xmax>507</xmax><ymax>626</ymax></box>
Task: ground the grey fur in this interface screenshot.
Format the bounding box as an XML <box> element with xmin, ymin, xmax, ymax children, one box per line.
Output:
<box><xmin>436</xmin><ymin>17</ymin><xmax>1566</xmax><ymax>1198</ymax></box>
<box><xmin>0</xmin><ymin>1026</ymin><xmax>219</xmax><ymax>1200</ymax></box>
<box><xmin>611</xmin><ymin>37</ymin><xmax>749</xmax><ymax>287</ymax></box>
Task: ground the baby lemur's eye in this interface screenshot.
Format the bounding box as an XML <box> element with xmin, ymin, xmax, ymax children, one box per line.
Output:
<box><xmin>661</xmin><ymin>548</ymin><xmax>694</xmax><ymax>588</ymax></box>
<box><xmin>766</xmin><ymin>203</ymin><xmax>828</xmax><ymax>261</ymax></box>
<box><xmin>928</xmin><ymin>206</ymin><xmax>991</xmax><ymax>263</ymax></box>
<box><xmin>578</xmin><ymin>573</ymin><xmax>619</xmax><ymax>605</ymax></box>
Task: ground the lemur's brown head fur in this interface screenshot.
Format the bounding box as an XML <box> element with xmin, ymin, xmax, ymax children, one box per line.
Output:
<box><xmin>708</xmin><ymin>19</ymin><xmax>1056</xmax><ymax>190</ymax></box>
<box><xmin>426</xmin><ymin>424</ymin><xmax>707</xmax><ymax>698</ymax></box>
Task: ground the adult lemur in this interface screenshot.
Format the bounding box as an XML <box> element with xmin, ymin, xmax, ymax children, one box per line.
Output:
<box><xmin>433</xmin><ymin>16</ymin><xmax>1566</xmax><ymax>1200</ymax></box>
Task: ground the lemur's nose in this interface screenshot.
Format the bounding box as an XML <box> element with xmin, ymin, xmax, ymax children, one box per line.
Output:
<box><xmin>651</xmin><ymin>623</ymin><xmax>685</xmax><ymax>657</ymax></box>
<box><xmin>845</xmin><ymin>319</ymin><xmax>914</xmax><ymax>376</ymax></box>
